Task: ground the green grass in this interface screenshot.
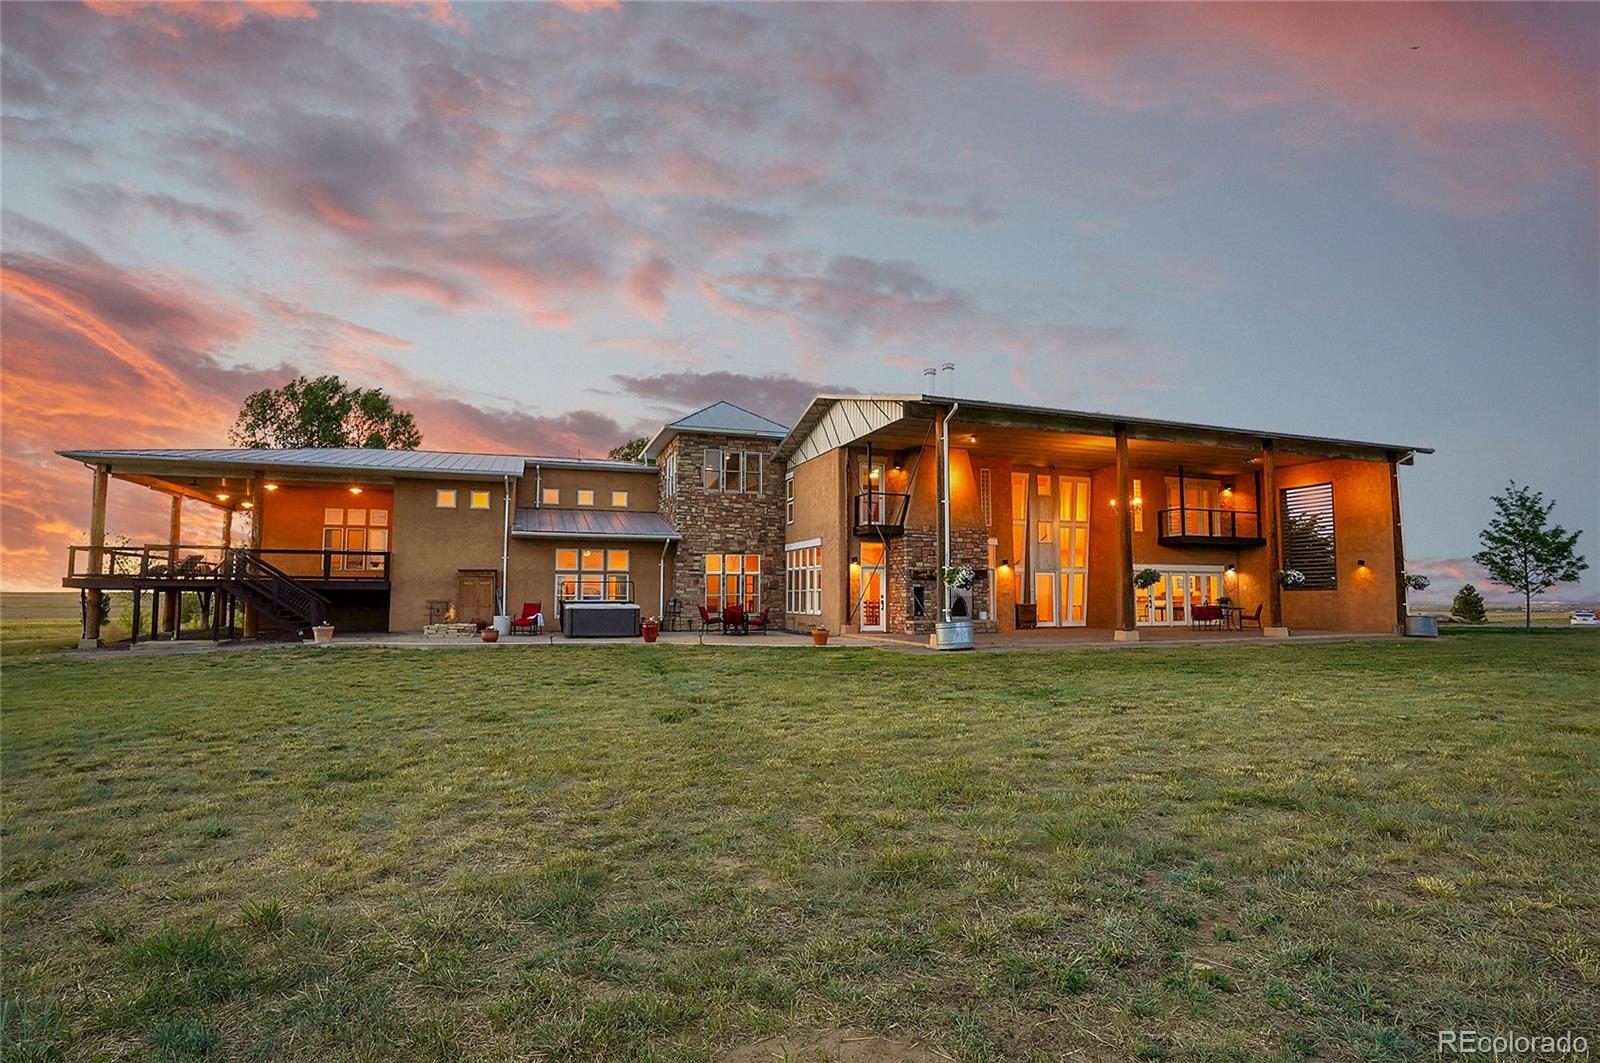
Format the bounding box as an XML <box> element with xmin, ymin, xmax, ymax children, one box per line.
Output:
<box><xmin>3</xmin><ymin>635</ymin><xmax>1597</xmax><ymax>1061</ymax></box>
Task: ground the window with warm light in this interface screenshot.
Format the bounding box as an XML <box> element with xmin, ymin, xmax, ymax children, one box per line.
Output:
<box><xmin>469</xmin><ymin>489</ymin><xmax>491</xmax><ymax>510</ymax></box>
<box><xmin>701</xmin><ymin>448</ymin><xmax>763</xmax><ymax>492</ymax></box>
<box><xmin>1132</xmin><ymin>478</ymin><xmax>1144</xmax><ymax>533</ymax></box>
<box><xmin>542</xmin><ymin>487</ymin><xmax>560</xmax><ymax>505</ymax></box>
<box><xmin>435</xmin><ymin>488</ymin><xmax>457</xmax><ymax>508</ymax></box>
<box><xmin>577</xmin><ymin>489</ymin><xmax>595</xmax><ymax>507</ymax></box>
<box><xmin>556</xmin><ymin>546</ymin><xmax>630</xmax><ymax>602</ymax></box>
<box><xmin>785</xmin><ymin>540</ymin><xmax>821</xmax><ymax>615</ymax></box>
<box><xmin>611</xmin><ymin>490</ymin><xmax>629</xmax><ymax>508</ymax></box>
<box><xmin>785</xmin><ymin>473</ymin><xmax>795</xmax><ymax>524</ymax></box>
<box><xmin>705</xmin><ymin>552</ymin><xmax>761</xmax><ymax>612</ymax></box>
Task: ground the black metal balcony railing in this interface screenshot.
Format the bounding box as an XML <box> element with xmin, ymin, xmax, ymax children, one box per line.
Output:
<box><xmin>853</xmin><ymin>492</ymin><xmax>911</xmax><ymax>536</ymax></box>
<box><xmin>1156</xmin><ymin>508</ymin><xmax>1263</xmax><ymax>544</ymax></box>
<box><xmin>65</xmin><ymin>544</ymin><xmax>391</xmax><ymax>582</ymax></box>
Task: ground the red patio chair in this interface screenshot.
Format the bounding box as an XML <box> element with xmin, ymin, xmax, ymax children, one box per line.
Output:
<box><xmin>1238</xmin><ymin>603</ymin><xmax>1264</xmax><ymax>630</ymax></box>
<box><xmin>510</xmin><ymin>601</ymin><xmax>543</xmax><ymax>635</ymax></box>
<box><xmin>697</xmin><ymin>604</ymin><xmax>720</xmax><ymax>636</ymax></box>
<box><xmin>748</xmin><ymin>606</ymin><xmax>771</xmax><ymax>635</ymax></box>
<box><xmin>722</xmin><ymin>604</ymin><xmax>746</xmax><ymax>634</ymax></box>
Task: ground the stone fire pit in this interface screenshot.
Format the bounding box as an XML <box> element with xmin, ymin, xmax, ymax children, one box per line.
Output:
<box><xmin>423</xmin><ymin>623</ymin><xmax>480</xmax><ymax>639</ymax></box>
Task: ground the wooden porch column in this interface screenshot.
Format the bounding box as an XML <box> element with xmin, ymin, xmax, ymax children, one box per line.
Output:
<box><xmin>80</xmin><ymin>465</ymin><xmax>109</xmax><ymax>648</ymax></box>
<box><xmin>1389</xmin><ymin>458</ymin><xmax>1407</xmax><ymax>635</ymax></box>
<box><xmin>1261</xmin><ymin>441</ymin><xmax>1289</xmax><ymax>637</ymax></box>
<box><xmin>243</xmin><ymin>476</ymin><xmax>263</xmax><ymax>637</ymax></box>
<box><xmin>163</xmin><ymin>495</ymin><xmax>182</xmax><ymax>633</ymax></box>
<box><xmin>1113</xmin><ymin>428</ymin><xmax>1138</xmax><ymax>641</ymax></box>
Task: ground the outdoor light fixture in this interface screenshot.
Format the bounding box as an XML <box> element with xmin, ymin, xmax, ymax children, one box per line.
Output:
<box><xmin>263</xmin><ymin>483</ymin><xmax>279</xmax><ymax>492</ymax></box>
<box><xmin>1357</xmin><ymin>559</ymin><xmax>1367</xmax><ymax>568</ymax></box>
<box><xmin>216</xmin><ymin>492</ymin><xmax>231</xmax><ymax>502</ymax></box>
<box><xmin>240</xmin><ymin>500</ymin><xmax>255</xmax><ymax>510</ymax></box>
<box><xmin>1225</xmin><ymin>564</ymin><xmax>1237</xmax><ymax>573</ymax></box>
<box><xmin>1000</xmin><ymin>559</ymin><xmax>1011</xmax><ymax>570</ymax></box>
<box><xmin>349</xmin><ymin>485</ymin><xmax>364</xmax><ymax>495</ymax></box>
<box><xmin>850</xmin><ymin>556</ymin><xmax>860</xmax><ymax>568</ymax></box>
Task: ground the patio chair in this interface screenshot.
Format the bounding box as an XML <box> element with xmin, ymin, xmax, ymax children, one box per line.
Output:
<box><xmin>510</xmin><ymin>601</ymin><xmax>543</xmax><ymax>635</ymax></box>
<box><xmin>696</xmin><ymin>604</ymin><xmax>720</xmax><ymax>636</ymax></box>
<box><xmin>748</xmin><ymin>606</ymin><xmax>771</xmax><ymax>635</ymax></box>
<box><xmin>1237</xmin><ymin>603</ymin><xmax>1264</xmax><ymax>630</ymax></box>
<box><xmin>722</xmin><ymin>604</ymin><xmax>746</xmax><ymax>634</ymax></box>
<box><xmin>1191</xmin><ymin>604</ymin><xmax>1222</xmax><ymax>630</ymax></box>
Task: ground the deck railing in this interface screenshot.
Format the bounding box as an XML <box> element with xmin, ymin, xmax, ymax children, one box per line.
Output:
<box><xmin>1156</xmin><ymin>508</ymin><xmax>1261</xmax><ymax>541</ymax></box>
<box><xmin>852</xmin><ymin>492</ymin><xmax>912</xmax><ymax>533</ymax></box>
<box><xmin>65</xmin><ymin>544</ymin><xmax>390</xmax><ymax>582</ymax></box>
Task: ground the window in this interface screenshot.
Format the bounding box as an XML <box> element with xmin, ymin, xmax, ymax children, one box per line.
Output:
<box><xmin>662</xmin><ymin>453</ymin><xmax>678</xmax><ymax>499</ymax></box>
<box><xmin>1132</xmin><ymin>478</ymin><xmax>1144</xmax><ymax>533</ymax></box>
<box><xmin>980</xmin><ymin>468</ymin><xmax>992</xmax><ymax>527</ymax></box>
<box><xmin>785</xmin><ymin>541</ymin><xmax>822</xmax><ymax>615</ymax></box>
<box><xmin>542</xmin><ymin>487</ymin><xmax>560</xmax><ymax>505</ymax></box>
<box><xmin>1281</xmin><ymin>482</ymin><xmax>1337</xmax><ymax>589</ymax></box>
<box><xmin>323</xmin><ymin>505</ymin><xmax>389</xmax><ymax>572</ymax></box>
<box><xmin>577</xmin><ymin>489</ymin><xmax>595</xmax><ymax>507</ymax></box>
<box><xmin>469</xmin><ymin>489</ymin><xmax>491</xmax><ymax>510</ymax></box>
<box><xmin>555</xmin><ymin>545</ymin><xmax>630</xmax><ymax>602</ymax></box>
<box><xmin>705</xmin><ymin>552</ymin><xmax>761</xmax><ymax>612</ymax></box>
<box><xmin>435</xmin><ymin>488</ymin><xmax>457</xmax><ymax>508</ymax></box>
<box><xmin>701</xmin><ymin>447</ymin><xmax>763</xmax><ymax>493</ymax></box>
<box><xmin>1011</xmin><ymin>472</ymin><xmax>1029</xmax><ymax>592</ymax></box>
<box><xmin>611</xmin><ymin>490</ymin><xmax>629</xmax><ymax>508</ymax></box>
<box><xmin>785</xmin><ymin>473</ymin><xmax>795</xmax><ymax>524</ymax></box>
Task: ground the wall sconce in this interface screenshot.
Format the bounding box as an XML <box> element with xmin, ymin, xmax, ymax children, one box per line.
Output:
<box><xmin>849</xmin><ymin>556</ymin><xmax>860</xmax><ymax>568</ymax></box>
<box><xmin>1357</xmin><ymin>559</ymin><xmax>1366</xmax><ymax>568</ymax></box>
<box><xmin>1131</xmin><ymin>496</ymin><xmax>1143</xmax><ymax>509</ymax></box>
<box><xmin>999</xmin><ymin>559</ymin><xmax>1011</xmax><ymax>572</ymax></box>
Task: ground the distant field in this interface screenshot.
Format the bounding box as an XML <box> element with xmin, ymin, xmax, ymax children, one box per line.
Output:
<box><xmin>3</xmin><ymin>633</ymin><xmax>1596</xmax><ymax>1061</ymax></box>
<box><xmin>0</xmin><ymin>594</ymin><xmax>82</xmax><ymax>659</ymax></box>
<box><xmin>1</xmin><ymin>592</ymin><xmax>80</xmax><ymax>621</ymax></box>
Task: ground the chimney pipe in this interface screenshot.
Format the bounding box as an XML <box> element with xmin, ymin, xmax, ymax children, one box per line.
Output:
<box><xmin>923</xmin><ymin>367</ymin><xmax>937</xmax><ymax>395</ymax></box>
<box><xmin>941</xmin><ymin>362</ymin><xmax>955</xmax><ymax>397</ymax></box>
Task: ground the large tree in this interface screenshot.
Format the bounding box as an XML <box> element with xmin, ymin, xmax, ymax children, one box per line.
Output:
<box><xmin>1471</xmin><ymin>481</ymin><xmax>1587</xmax><ymax>632</ymax></box>
<box><xmin>607</xmin><ymin>437</ymin><xmax>649</xmax><ymax>462</ymax></box>
<box><xmin>229</xmin><ymin>375</ymin><xmax>422</xmax><ymax>450</ymax></box>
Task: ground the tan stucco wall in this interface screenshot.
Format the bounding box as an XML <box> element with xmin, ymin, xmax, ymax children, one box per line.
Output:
<box><xmin>506</xmin><ymin>537</ymin><xmax>674</xmax><ymax>623</ymax></box>
<box><xmin>1276</xmin><ymin>458</ymin><xmax>1400</xmax><ymax>633</ymax></box>
<box><xmin>785</xmin><ymin>449</ymin><xmax>849</xmax><ymax>633</ymax></box>
<box><xmin>389</xmin><ymin>478</ymin><xmax>508</xmax><ymax>630</ymax></box>
<box><xmin>516</xmin><ymin>466</ymin><xmax>658</xmax><ymax>510</ymax></box>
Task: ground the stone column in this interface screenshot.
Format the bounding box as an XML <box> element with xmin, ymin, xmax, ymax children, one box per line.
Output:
<box><xmin>80</xmin><ymin>465</ymin><xmax>109</xmax><ymax>648</ymax></box>
<box><xmin>1113</xmin><ymin>429</ymin><xmax>1138</xmax><ymax>642</ymax></box>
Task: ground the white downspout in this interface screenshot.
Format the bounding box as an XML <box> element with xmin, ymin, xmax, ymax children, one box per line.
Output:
<box><xmin>501</xmin><ymin>475</ymin><xmax>512</xmax><ymax>615</ymax></box>
<box><xmin>941</xmin><ymin>400</ymin><xmax>960</xmax><ymax>622</ymax></box>
<box><xmin>658</xmin><ymin>536</ymin><xmax>671</xmax><ymax>619</ymax></box>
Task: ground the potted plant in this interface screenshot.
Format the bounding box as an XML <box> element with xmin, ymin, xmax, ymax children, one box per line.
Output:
<box><xmin>311</xmin><ymin>622</ymin><xmax>334</xmax><ymax>644</ymax></box>
<box><xmin>935</xmin><ymin>566</ymin><xmax>978</xmax><ymax>650</ymax></box>
<box><xmin>811</xmin><ymin>625</ymin><xmax>829</xmax><ymax>646</ymax></box>
<box><xmin>1276</xmin><ymin>569</ymin><xmax>1307</xmax><ymax>589</ymax></box>
<box><xmin>641</xmin><ymin>616</ymin><xmax>660</xmax><ymax>643</ymax></box>
<box><xmin>1216</xmin><ymin>594</ymin><xmax>1232</xmax><ymax>607</ymax></box>
<box><xmin>1134</xmin><ymin>568</ymin><xmax>1162</xmax><ymax>591</ymax></box>
<box><xmin>481</xmin><ymin>627</ymin><xmax>499</xmax><ymax>643</ymax></box>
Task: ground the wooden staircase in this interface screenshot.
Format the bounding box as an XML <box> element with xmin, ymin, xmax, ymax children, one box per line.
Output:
<box><xmin>221</xmin><ymin>549</ymin><xmax>329</xmax><ymax>635</ymax></box>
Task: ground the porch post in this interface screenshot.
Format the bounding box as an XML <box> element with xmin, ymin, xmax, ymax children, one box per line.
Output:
<box><xmin>1113</xmin><ymin>428</ymin><xmax>1138</xmax><ymax>641</ymax></box>
<box><xmin>243</xmin><ymin>476</ymin><xmax>262</xmax><ymax>637</ymax></box>
<box><xmin>163</xmin><ymin>495</ymin><xmax>182</xmax><ymax>633</ymax></box>
<box><xmin>80</xmin><ymin>465</ymin><xmax>109</xmax><ymax>648</ymax></box>
<box><xmin>1261</xmin><ymin>441</ymin><xmax>1289</xmax><ymax>637</ymax></box>
<box><xmin>1389</xmin><ymin>457</ymin><xmax>1407</xmax><ymax>635</ymax></box>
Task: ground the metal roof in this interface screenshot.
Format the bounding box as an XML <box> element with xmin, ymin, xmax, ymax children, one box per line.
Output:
<box><xmin>523</xmin><ymin>456</ymin><xmax>656</xmax><ymax>474</ymax></box>
<box><xmin>776</xmin><ymin>394</ymin><xmax>1433</xmax><ymax>465</ymax></box>
<box><xmin>58</xmin><ymin>447</ymin><xmax>528</xmax><ymax>479</ymax></box>
<box><xmin>511</xmin><ymin>508</ymin><xmax>681</xmax><ymax>541</ymax></box>
<box><xmin>643</xmin><ymin>401</ymin><xmax>790</xmax><ymax>459</ymax></box>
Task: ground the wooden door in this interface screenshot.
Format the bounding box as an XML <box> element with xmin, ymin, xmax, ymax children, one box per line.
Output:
<box><xmin>457</xmin><ymin>569</ymin><xmax>498</xmax><ymax>623</ymax></box>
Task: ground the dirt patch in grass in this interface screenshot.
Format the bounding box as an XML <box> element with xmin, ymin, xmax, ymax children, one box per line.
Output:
<box><xmin>722</xmin><ymin>1028</ymin><xmax>952</xmax><ymax>1062</ymax></box>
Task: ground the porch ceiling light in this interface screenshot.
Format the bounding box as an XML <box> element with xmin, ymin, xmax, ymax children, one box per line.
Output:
<box><xmin>240</xmin><ymin>499</ymin><xmax>255</xmax><ymax>510</ymax></box>
<box><xmin>263</xmin><ymin>483</ymin><xmax>279</xmax><ymax>492</ymax></box>
<box><xmin>349</xmin><ymin>485</ymin><xmax>364</xmax><ymax>495</ymax></box>
<box><xmin>216</xmin><ymin>492</ymin><xmax>230</xmax><ymax>502</ymax></box>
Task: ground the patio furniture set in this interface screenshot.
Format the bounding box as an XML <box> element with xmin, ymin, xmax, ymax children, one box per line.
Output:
<box><xmin>1188</xmin><ymin>602</ymin><xmax>1264</xmax><ymax>631</ymax></box>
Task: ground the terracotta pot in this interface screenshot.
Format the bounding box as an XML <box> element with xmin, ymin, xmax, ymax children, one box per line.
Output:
<box><xmin>641</xmin><ymin>622</ymin><xmax>660</xmax><ymax>644</ymax></box>
<box><xmin>481</xmin><ymin>628</ymin><xmax>499</xmax><ymax>643</ymax></box>
<box><xmin>312</xmin><ymin>624</ymin><xmax>334</xmax><ymax>644</ymax></box>
<box><xmin>812</xmin><ymin>627</ymin><xmax>829</xmax><ymax>646</ymax></box>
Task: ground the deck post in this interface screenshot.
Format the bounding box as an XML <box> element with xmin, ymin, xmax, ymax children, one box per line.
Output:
<box><xmin>1389</xmin><ymin>457</ymin><xmax>1407</xmax><ymax>635</ymax></box>
<box><xmin>163</xmin><ymin>495</ymin><xmax>182</xmax><ymax>633</ymax></box>
<box><xmin>80</xmin><ymin>465</ymin><xmax>109</xmax><ymax>648</ymax></box>
<box><xmin>243</xmin><ymin>477</ymin><xmax>262</xmax><ymax>636</ymax></box>
<box><xmin>1113</xmin><ymin>428</ymin><xmax>1138</xmax><ymax>642</ymax></box>
<box><xmin>1261</xmin><ymin>441</ymin><xmax>1289</xmax><ymax>637</ymax></box>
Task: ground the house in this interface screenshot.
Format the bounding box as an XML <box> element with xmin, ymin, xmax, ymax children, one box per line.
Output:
<box><xmin>58</xmin><ymin>395</ymin><xmax>1429</xmax><ymax>646</ymax></box>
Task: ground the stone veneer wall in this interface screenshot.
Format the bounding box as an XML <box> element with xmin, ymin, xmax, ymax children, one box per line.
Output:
<box><xmin>658</xmin><ymin>431</ymin><xmax>787</xmax><ymax>620</ymax></box>
<box><xmin>890</xmin><ymin>524</ymin><xmax>994</xmax><ymax>635</ymax></box>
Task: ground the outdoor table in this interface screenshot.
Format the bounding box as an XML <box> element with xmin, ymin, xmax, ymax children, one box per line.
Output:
<box><xmin>1222</xmin><ymin>606</ymin><xmax>1243</xmax><ymax>630</ymax></box>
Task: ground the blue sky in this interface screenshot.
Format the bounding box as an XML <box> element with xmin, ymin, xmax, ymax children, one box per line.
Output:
<box><xmin>2</xmin><ymin>1</ymin><xmax>1595</xmax><ymax>597</ymax></box>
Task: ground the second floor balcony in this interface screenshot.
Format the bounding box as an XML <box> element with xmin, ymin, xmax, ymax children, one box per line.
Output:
<box><xmin>1156</xmin><ymin>508</ymin><xmax>1264</xmax><ymax>548</ymax></box>
<box><xmin>853</xmin><ymin>492</ymin><xmax>911</xmax><ymax>537</ymax></box>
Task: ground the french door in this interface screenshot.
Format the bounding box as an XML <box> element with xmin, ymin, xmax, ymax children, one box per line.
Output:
<box><xmin>1134</xmin><ymin>566</ymin><xmax>1223</xmax><ymax>625</ymax></box>
<box><xmin>859</xmin><ymin>541</ymin><xmax>886</xmax><ymax>632</ymax></box>
<box><xmin>1030</xmin><ymin>474</ymin><xmax>1090</xmax><ymax>627</ymax></box>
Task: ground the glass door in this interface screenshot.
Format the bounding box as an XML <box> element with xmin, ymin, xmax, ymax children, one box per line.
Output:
<box><xmin>1057</xmin><ymin>476</ymin><xmax>1090</xmax><ymax>626</ymax></box>
<box><xmin>859</xmin><ymin>541</ymin><xmax>886</xmax><ymax>632</ymax></box>
<box><xmin>1133</xmin><ymin>566</ymin><xmax>1224</xmax><ymax>625</ymax></box>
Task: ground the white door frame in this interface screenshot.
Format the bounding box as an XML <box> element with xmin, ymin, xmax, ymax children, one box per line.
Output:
<box><xmin>859</xmin><ymin>553</ymin><xmax>887</xmax><ymax>632</ymax></box>
<box><xmin>1133</xmin><ymin>564</ymin><xmax>1224</xmax><ymax>626</ymax></box>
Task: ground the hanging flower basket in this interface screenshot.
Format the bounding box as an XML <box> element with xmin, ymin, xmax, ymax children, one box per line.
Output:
<box><xmin>1133</xmin><ymin>568</ymin><xmax>1163</xmax><ymax>590</ymax></box>
<box><xmin>943</xmin><ymin>565</ymin><xmax>977</xmax><ymax>589</ymax></box>
<box><xmin>1276</xmin><ymin>569</ymin><xmax>1307</xmax><ymax>589</ymax></box>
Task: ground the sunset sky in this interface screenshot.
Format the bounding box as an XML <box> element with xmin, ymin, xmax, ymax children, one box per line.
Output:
<box><xmin>2</xmin><ymin>1</ymin><xmax>1596</xmax><ymax>598</ymax></box>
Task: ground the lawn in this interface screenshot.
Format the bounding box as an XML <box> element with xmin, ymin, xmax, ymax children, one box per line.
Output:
<box><xmin>3</xmin><ymin>632</ymin><xmax>1596</xmax><ymax>1062</ymax></box>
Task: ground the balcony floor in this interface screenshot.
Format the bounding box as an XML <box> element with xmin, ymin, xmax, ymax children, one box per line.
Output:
<box><xmin>1156</xmin><ymin>535</ymin><xmax>1266</xmax><ymax>548</ymax></box>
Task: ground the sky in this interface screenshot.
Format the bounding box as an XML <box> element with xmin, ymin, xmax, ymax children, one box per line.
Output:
<box><xmin>1</xmin><ymin>1</ymin><xmax>1596</xmax><ymax>600</ymax></box>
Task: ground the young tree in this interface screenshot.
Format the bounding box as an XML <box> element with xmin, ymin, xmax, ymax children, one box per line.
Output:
<box><xmin>1471</xmin><ymin>481</ymin><xmax>1587</xmax><ymax>632</ymax></box>
<box><xmin>607</xmin><ymin>437</ymin><xmax>649</xmax><ymax>462</ymax></box>
<box><xmin>229</xmin><ymin>375</ymin><xmax>422</xmax><ymax>450</ymax></box>
<box><xmin>1451</xmin><ymin>583</ymin><xmax>1488</xmax><ymax>624</ymax></box>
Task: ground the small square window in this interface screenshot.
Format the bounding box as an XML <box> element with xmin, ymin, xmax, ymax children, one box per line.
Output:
<box><xmin>542</xmin><ymin>487</ymin><xmax>560</xmax><ymax>505</ymax></box>
<box><xmin>577</xmin><ymin>489</ymin><xmax>595</xmax><ymax>506</ymax></box>
<box><xmin>323</xmin><ymin>507</ymin><xmax>344</xmax><ymax>525</ymax></box>
<box><xmin>435</xmin><ymin>489</ymin><xmax>457</xmax><ymax>508</ymax></box>
<box><xmin>469</xmin><ymin>489</ymin><xmax>491</xmax><ymax>510</ymax></box>
<box><xmin>611</xmin><ymin>490</ymin><xmax>629</xmax><ymax>508</ymax></box>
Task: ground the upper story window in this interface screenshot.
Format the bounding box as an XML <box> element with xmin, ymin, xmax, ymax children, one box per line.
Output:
<box><xmin>469</xmin><ymin>489</ymin><xmax>492</xmax><ymax>510</ymax></box>
<box><xmin>577</xmin><ymin>489</ymin><xmax>595</xmax><ymax>507</ymax></box>
<box><xmin>435</xmin><ymin>488</ymin><xmax>457</xmax><ymax>508</ymax></box>
<box><xmin>611</xmin><ymin>490</ymin><xmax>629</xmax><ymax>508</ymax></box>
<box><xmin>785</xmin><ymin>473</ymin><xmax>795</xmax><ymax>524</ymax></box>
<box><xmin>662</xmin><ymin>453</ymin><xmax>678</xmax><ymax>499</ymax></box>
<box><xmin>542</xmin><ymin>487</ymin><xmax>560</xmax><ymax>505</ymax></box>
<box><xmin>702</xmin><ymin>447</ymin><xmax>763</xmax><ymax>493</ymax></box>
<box><xmin>979</xmin><ymin>468</ymin><xmax>992</xmax><ymax>527</ymax></box>
<box><xmin>1281</xmin><ymin>482</ymin><xmax>1337</xmax><ymax>589</ymax></box>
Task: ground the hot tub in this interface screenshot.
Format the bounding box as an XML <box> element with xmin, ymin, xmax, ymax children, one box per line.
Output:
<box><xmin>561</xmin><ymin>602</ymin><xmax>642</xmax><ymax>638</ymax></box>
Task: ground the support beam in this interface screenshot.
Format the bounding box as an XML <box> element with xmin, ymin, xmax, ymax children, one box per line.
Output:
<box><xmin>1113</xmin><ymin>429</ymin><xmax>1138</xmax><ymax>641</ymax></box>
<box><xmin>1389</xmin><ymin>459</ymin><xmax>1407</xmax><ymax>635</ymax></box>
<box><xmin>1261</xmin><ymin>442</ymin><xmax>1289</xmax><ymax>637</ymax></box>
<box><xmin>244</xmin><ymin>476</ymin><xmax>263</xmax><ymax>636</ymax></box>
<box><xmin>80</xmin><ymin>465</ymin><xmax>109</xmax><ymax>648</ymax></box>
<box><xmin>163</xmin><ymin>495</ymin><xmax>182</xmax><ymax>633</ymax></box>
